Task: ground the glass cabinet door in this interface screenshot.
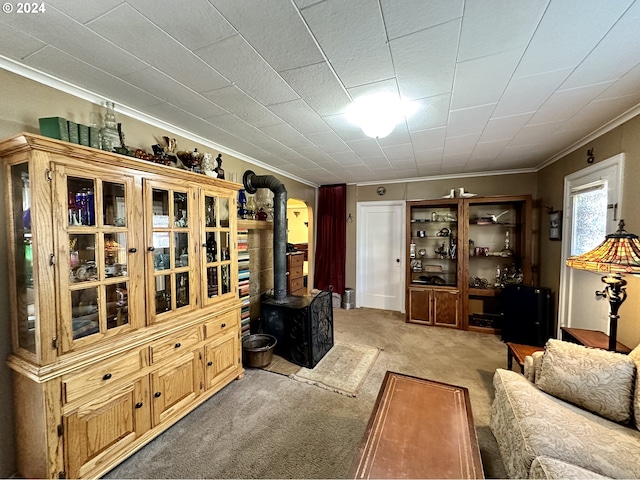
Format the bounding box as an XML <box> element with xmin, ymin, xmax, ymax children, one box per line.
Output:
<box><xmin>55</xmin><ymin>167</ymin><xmax>141</xmax><ymax>353</ymax></box>
<box><xmin>146</xmin><ymin>182</ymin><xmax>198</xmax><ymax>322</ymax></box>
<box><xmin>9</xmin><ymin>163</ymin><xmax>36</xmax><ymax>355</ymax></box>
<box><xmin>408</xmin><ymin>203</ymin><xmax>459</xmax><ymax>287</ymax></box>
<box><xmin>202</xmin><ymin>190</ymin><xmax>236</xmax><ymax>307</ymax></box>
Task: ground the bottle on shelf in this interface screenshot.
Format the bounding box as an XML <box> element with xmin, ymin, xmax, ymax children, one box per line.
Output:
<box><xmin>500</xmin><ymin>230</ymin><xmax>513</xmax><ymax>257</ymax></box>
<box><xmin>100</xmin><ymin>101</ymin><xmax>121</xmax><ymax>153</ymax></box>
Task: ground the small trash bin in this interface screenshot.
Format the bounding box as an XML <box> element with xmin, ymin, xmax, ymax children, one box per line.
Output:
<box><xmin>341</xmin><ymin>288</ymin><xmax>355</xmax><ymax>309</ymax></box>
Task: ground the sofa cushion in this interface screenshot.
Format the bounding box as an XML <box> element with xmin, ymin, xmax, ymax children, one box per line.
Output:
<box><xmin>536</xmin><ymin>339</ymin><xmax>635</xmax><ymax>423</ymax></box>
<box><xmin>491</xmin><ymin>368</ymin><xmax>640</xmax><ymax>479</ymax></box>
<box><xmin>628</xmin><ymin>345</ymin><xmax>640</xmax><ymax>430</ymax></box>
<box><xmin>529</xmin><ymin>456</ymin><xmax>610</xmax><ymax>479</ymax></box>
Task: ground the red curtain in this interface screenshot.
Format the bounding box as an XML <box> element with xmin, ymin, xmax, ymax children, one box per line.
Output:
<box><xmin>315</xmin><ymin>184</ymin><xmax>347</xmax><ymax>294</ymax></box>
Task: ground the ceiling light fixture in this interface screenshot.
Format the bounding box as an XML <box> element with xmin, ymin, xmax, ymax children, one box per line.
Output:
<box><xmin>346</xmin><ymin>93</ymin><xmax>414</xmax><ymax>139</ymax></box>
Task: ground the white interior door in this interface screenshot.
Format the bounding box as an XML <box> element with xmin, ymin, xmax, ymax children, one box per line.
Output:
<box><xmin>356</xmin><ymin>201</ymin><xmax>405</xmax><ymax>312</ymax></box>
<box><xmin>558</xmin><ymin>154</ymin><xmax>624</xmax><ymax>335</ymax></box>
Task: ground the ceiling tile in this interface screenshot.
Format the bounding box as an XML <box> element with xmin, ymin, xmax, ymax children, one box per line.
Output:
<box><xmin>391</xmin><ymin>19</ymin><xmax>460</xmax><ymax>100</ymax></box>
<box><xmin>381</xmin><ymin>143</ymin><xmax>414</xmax><ymax>161</ymax></box>
<box><xmin>406</xmin><ymin>94</ymin><xmax>451</xmax><ymax>131</ymax></box>
<box><xmin>194</xmin><ymin>34</ymin><xmax>299</xmax><ymax>105</ymax></box>
<box><xmin>492</xmin><ymin>67</ymin><xmax>574</xmax><ymax>118</ymax></box>
<box><xmin>89</xmin><ymin>4</ymin><xmax>230</xmax><ymax>93</ymax></box>
<box><xmin>444</xmin><ymin>133</ymin><xmax>482</xmax><ymax>156</ymax></box>
<box><xmin>559</xmin><ymin>1</ymin><xmax>640</xmax><ymax>89</ymax></box>
<box><xmin>410</xmin><ymin>127</ymin><xmax>446</xmax><ymax>152</ymax></box>
<box><xmin>45</xmin><ymin>0</ymin><xmax>123</xmax><ymax>24</ymax></box>
<box><xmin>447</xmin><ymin>104</ymin><xmax>495</xmax><ymax>137</ymax></box>
<box><xmin>268</xmin><ymin>100</ymin><xmax>332</xmax><ymax>135</ymax></box>
<box><xmin>361</xmin><ymin>156</ymin><xmax>392</xmax><ymax>168</ymax></box>
<box><xmin>0</xmin><ymin>22</ymin><xmax>46</xmax><ymax>59</ymax></box>
<box><xmin>331</xmin><ymin>151</ymin><xmax>364</xmax><ymax>167</ymax></box>
<box><xmin>24</xmin><ymin>46</ymin><xmax>163</xmax><ymax>108</ymax></box>
<box><xmin>4</xmin><ymin>5</ymin><xmax>146</xmax><ymax>77</ymax></box>
<box><xmin>202</xmin><ymin>85</ymin><xmax>283</xmax><ymax>127</ymax></box>
<box><xmin>323</xmin><ymin>114</ymin><xmax>370</xmax><ymax>142</ymax></box>
<box><xmin>346</xmin><ymin>139</ymin><xmax>385</xmax><ymax>158</ymax></box>
<box><xmin>597</xmin><ymin>63</ymin><xmax>640</xmax><ymax>100</ymax></box>
<box><xmin>122</xmin><ymin>68</ymin><xmax>228</xmax><ymax>119</ymax></box>
<box><xmin>480</xmin><ymin>113</ymin><xmax>534</xmax><ymax>142</ymax></box>
<box><xmin>529</xmin><ymin>82</ymin><xmax>615</xmax><ymax>124</ymax></box>
<box><xmin>509</xmin><ymin>120</ymin><xmax>564</xmax><ymax>147</ymax></box>
<box><xmin>127</xmin><ymin>0</ymin><xmax>237</xmax><ymax>51</ymax></box>
<box><xmin>451</xmin><ymin>49</ymin><xmax>522</xmax><ymax>110</ymax></box>
<box><xmin>515</xmin><ymin>0</ymin><xmax>633</xmax><ymax>77</ymax></box>
<box><xmin>211</xmin><ymin>0</ymin><xmax>324</xmax><ymax>71</ymax></box>
<box><xmin>457</xmin><ymin>0</ymin><xmax>548</xmax><ymax>62</ymax></box>
<box><xmin>301</xmin><ymin>0</ymin><xmax>394</xmax><ymax>88</ymax></box>
<box><xmin>306</xmin><ymin>131</ymin><xmax>350</xmax><ymax>154</ymax></box>
<box><xmin>279</xmin><ymin>63</ymin><xmax>350</xmax><ymax>116</ymax></box>
<box><xmin>259</xmin><ymin>123</ymin><xmax>315</xmax><ymax>150</ymax></box>
<box><xmin>381</xmin><ymin>0</ymin><xmax>463</xmax><ymax>40</ymax></box>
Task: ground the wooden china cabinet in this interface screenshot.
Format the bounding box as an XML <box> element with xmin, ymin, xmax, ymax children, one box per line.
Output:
<box><xmin>406</xmin><ymin>195</ymin><xmax>532</xmax><ymax>332</ymax></box>
<box><xmin>1</xmin><ymin>133</ymin><xmax>244</xmax><ymax>479</ymax></box>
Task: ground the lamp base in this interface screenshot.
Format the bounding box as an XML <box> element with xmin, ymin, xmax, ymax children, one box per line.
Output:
<box><xmin>596</xmin><ymin>274</ymin><xmax>627</xmax><ymax>351</ymax></box>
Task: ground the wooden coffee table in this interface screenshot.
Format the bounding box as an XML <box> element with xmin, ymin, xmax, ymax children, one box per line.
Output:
<box><xmin>349</xmin><ymin>371</ymin><xmax>484</xmax><ymax>479</ymax></box>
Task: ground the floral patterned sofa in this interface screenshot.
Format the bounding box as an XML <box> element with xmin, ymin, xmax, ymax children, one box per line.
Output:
<box><xmin>490</xmin><ymin>339</ymin><xmax>640</xmax><ymax>479</ymax></box>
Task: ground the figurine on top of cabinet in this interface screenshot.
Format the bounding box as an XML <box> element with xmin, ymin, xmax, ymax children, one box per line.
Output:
<box><xmin>214</xmin><ymin>154</ymin><xmax>225</xmax><ymax>179</ymax></box>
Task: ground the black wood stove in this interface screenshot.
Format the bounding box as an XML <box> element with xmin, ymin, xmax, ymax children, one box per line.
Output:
<box><xmin>262</xmin><ymin>290</ymin><xmax>334</xmax><ymax>368</ymax></box>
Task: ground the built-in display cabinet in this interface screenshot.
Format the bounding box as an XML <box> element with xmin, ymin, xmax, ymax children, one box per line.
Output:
<box><xmin>1</xmin><ymin>133</ymin><xmax>244</xmax><ymax>479</ymax></box>
<box><xmin>406</xmin><ymin>196</ymin><xmax>532</xmax><ymax>332</ymax></box>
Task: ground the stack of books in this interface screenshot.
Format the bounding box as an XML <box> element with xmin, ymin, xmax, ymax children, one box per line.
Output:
<box><xmin>237</xmin><ymin>229</ymin><xmax>251</xmax><ymax>337</ymax></box>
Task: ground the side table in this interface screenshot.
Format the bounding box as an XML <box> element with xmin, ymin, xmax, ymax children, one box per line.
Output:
<box><xmin>561</xmin><ymin>327</ymin><xmax>631</xmax><ymax>354</ymax></box>
<box><xmin>506</xmin><ymin>343</ymin><xmax>544</xmax><ymax>372</ymax></box>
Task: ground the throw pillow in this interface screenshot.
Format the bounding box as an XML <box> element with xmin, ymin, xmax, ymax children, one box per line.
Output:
<box><xmin>536</xmin><ymin>339</ymin><xmax>635</xmax><ymax>423</ymax></box>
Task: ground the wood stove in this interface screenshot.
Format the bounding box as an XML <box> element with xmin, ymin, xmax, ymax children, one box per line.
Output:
<box><xmin>262</xmin><ymin>290</ymin><xmax>334</xmax><ymax>368</ymax></box>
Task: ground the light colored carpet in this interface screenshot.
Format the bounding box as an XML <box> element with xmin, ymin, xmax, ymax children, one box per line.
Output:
<box><xmin>291</xmin><ymin>342</ymin><xmax>381</xmax><ymax>397</ymax></box>
<box><xmin>104</xmin><ymin>307</ymin><xmax>509</xmax><ymax>479</ymax></box>
<box><xmin>262</xmin><ymin>353</ymin><xmax>300</xmax><ymax>376</ymax></box>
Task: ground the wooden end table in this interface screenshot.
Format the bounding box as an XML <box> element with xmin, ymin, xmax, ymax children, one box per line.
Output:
<box><xmin>506</xmin><ymin>342</ymin><xmax>544</xmax><ymax>373</ymax></box>
<box><xmin>561</xmin><ymin>327</ymin><xmax>631</xmax><ymax>354</ymax></box>
<box><xmin>349</xmin><ymin>371</ymin><xmax>484</xmax><ymax>479</ymax></box>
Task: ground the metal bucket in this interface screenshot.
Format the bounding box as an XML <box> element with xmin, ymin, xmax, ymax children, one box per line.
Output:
<box><xmin>341</xmin><ymin>288</ymin><xmax>355</xmax><ymax>310</ymax></box>
<box><xmin>242</xmin><ymin>334</ymin><xmax>277</xmax><ymax>368</ymax></box>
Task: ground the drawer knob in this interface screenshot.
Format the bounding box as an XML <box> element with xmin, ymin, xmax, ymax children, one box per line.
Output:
<box><xmin>148</xmin><ymin>246</ymin><xmax>155</xmax><ymax>252</ymax></box>
<box><xmin>154</xmin><ymin>391</ymin><xmax>162</xmax><ymax>398</ymax></box>
<box><xmin>207</xmin><ymin>361</ymin><xmax>213</xmax><ymax>366</ymax></box>
<box><xmin>135</xmin><ymin>402</ymin><xmax>143</xmax><ymax>409</ymax></box>
<box><xmin>129</xmin><ymin>247</ymin><xmax>137</xmax><ymax>253</ymax></box>
<box><xmin>221</xmin><ymin>323</ymin><xmax>226</xmax><ymax>328</ymax></box>
<box><xmin>102</xmin><ymin>373</ymin><xmax>112</xmax><ymax>380</ymax></box>
<box><xmin>175</xmin><ymin>342</ymin><xmax>181</xmax><ymax>348</ymax></box>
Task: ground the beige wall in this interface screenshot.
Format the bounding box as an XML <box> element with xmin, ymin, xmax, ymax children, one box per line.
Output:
<box><xmin>0</xmin><ymin>68</ymin><xmax>315</xmax><ymax>478</ymax></box>
<box><xmin>537</xmin><ymin>114</ymin><xmax>640</xmax><ymax>349</ymax></box>
<box><xmin>345</xmin><ymin>173</ymin><xmax>540</xmax><ymax>290</ymax></box>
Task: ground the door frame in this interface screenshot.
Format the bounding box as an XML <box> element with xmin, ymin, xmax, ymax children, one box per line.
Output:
<box><xmin>557</xmin><ymin>153</ymin><xmax>625</xmax><ymax>335</ymax></box>
<box><xmin>356</xmin><ymin>200</ymin><xmax>406</xmax><ymax>312</ymax></box>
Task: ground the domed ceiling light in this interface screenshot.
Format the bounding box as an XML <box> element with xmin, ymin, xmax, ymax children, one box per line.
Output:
<box><xmin>346</xmin><ymin>93</ymin><xmax>414</xmax><ymax>139</ymax></box>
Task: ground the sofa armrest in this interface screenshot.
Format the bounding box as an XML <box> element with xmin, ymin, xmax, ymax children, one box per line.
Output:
<box><xmin>523</xmin><ymin>351</ymin><xmax>544</xmax><ymax>382</ymax></box>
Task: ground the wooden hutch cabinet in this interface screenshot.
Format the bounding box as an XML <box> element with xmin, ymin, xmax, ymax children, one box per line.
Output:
<box><xmin>1</xmin><ymin>133</ymin><xmax>244</xmax><ymax>479</ymax></box>
<box><xmin>406</xmin><ymin>195</ymin><xmax>532</xmax><ymax>332</ymax></box>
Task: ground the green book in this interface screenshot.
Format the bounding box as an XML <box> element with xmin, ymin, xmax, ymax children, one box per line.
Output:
<box><xmin>78</xmin><ymin>124</ymin><xmax>89</xmax><ymax>146</ymax></box>
<box><xmin>38</xmin><ymin>117</ymin><xmax>69</xmax><ymax>142</ymax></box>
<box><xmin>67</xmin><ymin>121</ymin><xmax>80</xmax><ymax>144</ymax></box>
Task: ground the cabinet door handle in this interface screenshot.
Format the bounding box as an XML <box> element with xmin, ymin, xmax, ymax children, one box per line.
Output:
<box><xmin>154</xmin><ymin>391</ymin><xmax>162</xmax><ymax>398</ymax></box>
<box><xmin>148</xmin><ymin>246</ymin><xmax>155</xmax><ymax>251</ymax></box>
<box><xmin>129</xmin><ymin>247</ymin><xmax>137</xmax><ymax>253</ymax></box>
<box><xmin>221</xmin><ymin>323</ymin><xmax>226</xmax><ymax>328</ymax></box>
<box><xmin>135</xmin><ymin>402</ymin><xmax>143</xmax><ymax>409</ymax></box>
<box><xmin>202</xmin><ymin>243</ymin><xmax>207</xmax><ymax>247</ymax></box>
<box><xmin>102</xmin><ymin>373</ymin><xmax>112</xmax><ymax>380</ymax></box>
<box><xmin>207</xmin><ymin>361</ymin><xmax>213</xmax><ymax>366</ymax></box>
<box><xmin>175</xmin><ymin>342</ymin><xmax>181</xmax><ymax>348</ymax></box>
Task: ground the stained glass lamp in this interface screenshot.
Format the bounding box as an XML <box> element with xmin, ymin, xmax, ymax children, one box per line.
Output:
<box><xmin>565</xmin><ymin>219</ymin><xmax>640</xmax><ymax>351</ymax></box>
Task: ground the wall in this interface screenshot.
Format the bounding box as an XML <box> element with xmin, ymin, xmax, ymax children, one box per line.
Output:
<box><xmin>345</xmin><ymin>173</ymin><xmax>540</xmax><ymax>292</ymax></box>
<box><xmin>537</xmin><ymin>114</ymin><xmax>640</xmax><ymax>348</ymax></box>
<box><xmin>0</xmin><ymin>68</ymin><xmax>316</xmax><ymax>478</ymax></box>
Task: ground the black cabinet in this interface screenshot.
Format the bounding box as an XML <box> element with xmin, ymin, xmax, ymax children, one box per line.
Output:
<box><xmin>501</xmin><ymin>284</ymin><xmax>553</xmax><ymax>347</ymax></box>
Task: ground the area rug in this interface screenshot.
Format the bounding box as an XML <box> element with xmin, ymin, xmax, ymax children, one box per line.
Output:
<box><xmin>290</xmin><ymin>341</ymin><xmax>381</xmax><ymax>397</ymax></box>
<box><xmin>262</xmin><ymin>354</ymin><xmax>301</xmax><ymax>376</ymax></box>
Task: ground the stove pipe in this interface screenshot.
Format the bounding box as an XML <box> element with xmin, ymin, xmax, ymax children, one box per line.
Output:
<box><xmin>243</xmin><ymin>170</ymin><xmax>288</xmax><ymax>301</ymax></box>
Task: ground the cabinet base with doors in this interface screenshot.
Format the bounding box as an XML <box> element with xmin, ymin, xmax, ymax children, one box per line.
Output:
<box><xmin>1</xmin><ymin>133</ymin><xmax>244</xmax><ymax>479</ymax></box>
<box><xmin>406</xmin><ymin>195</ymin><xmax>532</xmax><ymax>333</ymax></box>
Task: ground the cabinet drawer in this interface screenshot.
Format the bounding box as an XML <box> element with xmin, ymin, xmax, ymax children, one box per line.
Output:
<box><xmin>150</xmin><ymin>327</ymin><xmax>202</xmax><ymax>365</ymax></box>
<box><xmin>289</xmin><ymin>253</ymin><xmax>304</xmax><ymax>268</ymax></box>
<box><xmin>63</xmin><ymin>350</ymin><xmax>143</xmax><ymax>404</ymax></box>
<box><xmin>289</xmin><ymin>276</ymin><xmax>304</xmax><ymax>293</ymax></box>
<box><xmin>203</xmin><ymin>311</ymin><xmax>238</xmax><ymax>339</ymax></box>
<box><xmin>288</xmin><ymin>265</ymin><xmax>303</xmax><ymax>279</ymax></box>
